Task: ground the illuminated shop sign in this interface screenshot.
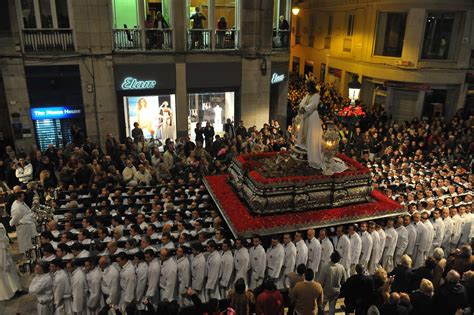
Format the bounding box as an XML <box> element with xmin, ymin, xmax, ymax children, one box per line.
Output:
<box><xmin>31</xmin><ymin>106</ymin><xmax>83</xmax><ymax>120</ymax></box>
<box><xmin>121</xmin><ymin>77</ymin><xmax>157</xmax><ymax>90</ymax></box>
<box><xmin>271</xmin><ymin>73</ymin><xmax>286</xmax><ymax>84</ymax></box>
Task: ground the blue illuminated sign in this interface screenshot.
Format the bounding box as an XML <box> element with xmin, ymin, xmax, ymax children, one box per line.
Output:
<box><xmin>31</xmin><ymin>106</ymin><xmax>83</xmax><ymax>120</ymax></box>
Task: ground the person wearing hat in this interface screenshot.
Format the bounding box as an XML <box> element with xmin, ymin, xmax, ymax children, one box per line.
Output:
<box><xmin>9</xmin><ymin>190</ymin><xmax>37</xmax><ymax>255</ymax></box>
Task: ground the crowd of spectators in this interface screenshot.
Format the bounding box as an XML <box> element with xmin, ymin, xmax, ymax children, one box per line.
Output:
<box><xmin>0</xmin><ymin>78</ymin><xmax>473</xmax><ymax>315</ymax></box>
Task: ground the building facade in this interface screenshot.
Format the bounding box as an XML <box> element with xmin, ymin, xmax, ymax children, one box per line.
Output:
<box><xmin>0</xmin><ymin>0</ymin><xmax>291</xmax><ymax>151</ymax></box>
<box><xmin>290</xmin><ymin>0</ymin><xmax>474</xmax><ymax>122</ymax></box>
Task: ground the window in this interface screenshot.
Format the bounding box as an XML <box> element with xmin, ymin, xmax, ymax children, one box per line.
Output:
<box><xmin>327</xmin><ymin>15</ymin><xmax>332</xmax><ymax>36</ymax></box>
<box><xmin>0</xmin><ymin>0</ymin><xmax>11</xmax><ymax>31</ymax></box>
<box><xmin>374</xmin><ymin>12</ymin><xmax>407</xmax><ymax>57</ymax></box>
<box><xmin>421</xmin><ymin>11</ymin><xmax>463</xmax><ymax>60</ymax></box>
<box><xmin>273</xmin><ymin>0</ymin><xmax>291</xmax><ymax>30</ymax></box>
<box><xmin>38</xmin><ymin>0</ymin><xmax>53</xmax><ymax>28</ymax></box>
<box><xmin>20</xmin><ymin>0</ymin><xmax>71</xmax><ymax>29</ymax></box>
<box><xmin>188</xmin><ymin>0</ymin><xmax>209</xmax><ymax>29</ymax></box>
<box><xmin>308</xmin><ymin>13</ymin><xmax>315</xmax><ymax>47</ymax></box>
<box><xmin>295</xmin><ymin>15</ymin><xmax>301</xmax><ymax>44</ymax></box>
<box><xmin>21</xmin><ymin>0</ymin><xmax>37</xmax><ymax>28</ymax></box>
<box><xmin>347</xmin><ymin>14</ymin><xmax>354</xmax><ymax>36</ymax></box>
<box><xmin>55</xmin><ymin>0</ymin><xmax>69</xmax><ymax>28</ymax></box>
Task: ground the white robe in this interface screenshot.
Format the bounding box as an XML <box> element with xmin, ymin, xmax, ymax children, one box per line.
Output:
<box><xmin>29</xmin><ymin>273</ymin><xmax>54</xmax><ymax>315</ymax></box>
<box><xmin>249</xmin><ymin>245</ymin><xmax>266</xmax><ymax>290</ymax></box>
<box><xmin>266</xmin><ymin>243</ymin><xmax>284</xmax><ymax>280</ymax></box>
<box><xmin>101</xmin><ymin>265</ymin><xmax>120</xmax><ymax>306</ymax></box>
<box><xmin>368</xmin><ymin>231</ymin><xmax>381</xmax><ymax>274</ymax></box>
<box><xmin>279</xmin><ymin>242</ymin><xmax>296</xmax><ymax>289</ymax></box>
<box><xmin>0</xmin><ymin>224</ymin><xmax>21</xmax><ymax>301</ymax></box>
<box><xmin>159</xmin><ymin>257</ymin><xmax>177</xmax><ymax>302</ymax></box>
<box><xmin>431</xmin><ymin>218</ymin><xmax>445</xmax><ymax>250</ymax></box>
<box><xmin>423</xmin><ymin>220</ymin><xmax>435</xmax><ymax>254</ymax></box>
<box><xmin>306</xmin><ymin>237</ymin><xmax>322</xmax><ymax>273</ymax></box>
<box><xmin>394</xmin><ymin>226</ymin><xmax>408</xmax><ymax>265</ymax></box>
<box><xmin>52</xmin><ymin>269</ymin><xmax>73</xmax><ymax>315</ymax></box>
<box><xmin>135</xmin><ymin>262</ymin><xmax>148</xmax><ymax>310</ymax></box>
<box><xmin>335</xmin><ymin>234</ymin><xmax>351</xmax><ymax>274</ymax></box>
<box><xmin>376</xmin><ymin>229</ymin><xmax>386</xmax><ymax>264</ymax></box>
<box><xmin>234</xmin><ymin>247</ymin><xmax>250</xmax><ymax>286</ymax></box>
<box><xmin>405</xmin><ymin>224</ymin><xmax>417</xmax><ymax>257</ymax></box>
<box><xmin>297</xmin><ymin>93</ymin><xmax>323</xmax><ymax>167</ymax></box>
<box><xmin>9</xmin><ymin>200</ymin><xmax>37</xmax><ymax>254</ymax></box>
<box><xmin>177</xmin><ymin>256</ymin><xmax>190</xmax><ymax>304</ymax></box>
<box><xmin>295</xmin><ymin>239</ymin><xmax>308</xmax><ymax>268</ymax></box>
<box><xmin>413</xmin><ymin>222</ymin><xmax>429</xmax><ymax>269</ymax></box>
<box><xmin>319</xmin><ymin>238</ymin><xmax>334</xmax><ymax>276</ymax></box>
<box><xmin>442</xmin><ymin>216</ymin><xmax>454</xmax><ymax>255</ymax></box>
<box><xmin>349</xmin><ymin>233</ymin><xmax>362</xmax><ymax>267</ymax></box>
<box><xmin>451</xmin><ymin>214</ymin><xmax>462</xmax><ymax>247</ymax></box>
<box><xmin>119</xmin><ymin>261</ymin><xmax>136</xmax><ymax>309</ymax></box>
<box><xmin>219</xmin><ymin>250</ymin><xmax>234</xmax><ymax>297</ymax></box>
<box><xmin>459</xmin><ymin>213</ymin><xmax>472</xmax><ymax>246</ymax></box>
<box><xmin>359</xmin><ymin>231</ymin><xmax>373</xmax><ymax>268</ymax></box>
<box><xmin>206</xmin><ymin>250</ymin><xmax>222</xmax><ymax>299</ymax></box>
<box><xmin>85</xmin><ymin>267</ymin><xmax>102</xmax><ymax>315</ymax></box>
<box><xmin>382</xmin><ymin>227</ymin><xmax>398</xmax><ymax>272</ymax></box>
<box><xmin>145</xmin><ymin>258</ymin><xmax>161</xmax><ymax>306</ymax></box>
<box><xmin>191</xmin><ymin>253</ymin><xmax>207</xmax><ymax>299</ymax></box>
<box><xmin>71</xmin><ymin>267</ymin><xmax>87</xmax><ymax>314</ymax></box>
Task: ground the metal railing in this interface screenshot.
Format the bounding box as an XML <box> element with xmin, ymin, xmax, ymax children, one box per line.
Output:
<box><xmin>187</xmin><ymin>29</ymin><xmax>211</xmax><ymax>50</ymax></box>
<box><xmin>113</xmin><ymin>28</ymin><xmax>142</xmax><ymax>50</ymax></box>
<box><xmin>22</xmin><ymin>29</ymin><xmax>75</xmax><ymax>53</ymax></box>
<box><xmin>215</xmin><ymin>29</ymin><xmax>239</xmax><ymax>50</ymax></box>
<box><xmin>272</xmin><ymin>29</ymin><xmax>290</xmax><ymax>49</ymax></box>
<box><xmin>144</xmin><ymin>29</ymin><xmax>172</xmax><ymax>50</ymax></box>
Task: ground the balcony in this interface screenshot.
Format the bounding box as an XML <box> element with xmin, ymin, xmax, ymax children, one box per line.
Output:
<box><xmin>144</xmin><ymin>29</ymin><xmax>172</xmax><ymax>50</ymax></box>
<box><xmin>187</xmin><ymin>29</ymin><xmax>211</xmax><ymax>50</ymax></box>
<box><xmin>215</xmin><ymin>29</ymin><xmax>239</xmax><ymax>50</ymax></box>
<box><xmin>272</xmin><ymin>30</ymin><xmax>290</xmax><ymax>49</ymax></box>
<box><xmin>22</xmin><ymin>29</ymin><xmax>75</xmax><ymax>53</ymax></box>
<box><xmin>113</xmin><ymin>28</ymin><xmax>142</xmax><ymax>50</ymax></box>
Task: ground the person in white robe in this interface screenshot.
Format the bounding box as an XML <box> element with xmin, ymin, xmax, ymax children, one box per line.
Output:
<box><xmin>348</xmin><ymin>225</ymin><xmax>361</xmax><ymax>275</ymax></box>
<box><xmin>133</xmin><ymin>252</ymin><xmax>148</xmax><ymax>311</ymax></box>
<box><xmin>368</xmin><ymin>223</ymin><xmax>381</xmax><ymax>275</ymax></box>
<box><xmin>9</xmin><ymin>192</ymin><xmax>37</xmax><ymax>254</ymax></box>
<box><xmin>459</xmin><ymin>206</ymin><xmax>472</xmax><ymax>246</ymax></box>
<box><xmin>413</xmin><ymin>212</ymin><xmax>429</xmax><ymax>269</ymax></box>
<box><xmin>219</xmin><ymin>240</ymin><xmax>234</xmax><ymax>298</ymax></box>
<box><xmin>191</xmin><ymin>243</ymin><xmax>207</xmax><ymax>301</ymax></box>
<box><xmin>404</xmin><ymin>215</ymin><xmax>417</xmax><ymax>258</ymax></box>
<box><xmin>249</xmin><ymin>236</ymin><xmax>266</xmax><ymax>290</ymax></box>
<box><xmin>279</xmin><ymin>233</ymin><xmax>296</xmax><ymax>289</ymax></box>
<box><xmin>295</xmin><ymin>80</ymin><xmax>323</xmax><ymax>168</ymax></box>
<box><xmin>29</xmin><ymin>262</ymin><xmax>54</xmax><ymax>315</ymax></box>
<box><xmin>421</xmin><ymin>212</ymin><xmax>435</xmax><ymax>256</ymax></box>
<box><xmin>295</xmin><ymin>231</ymin><xmax>308</xmax><ymax>268</ymax></box>
<box><xmin>431</xmin><ymin>209</ymin><xmax>445</xmax><ymax>256</ymax></box>
<box><xmin>394</xmin><ymin>217</ymin><xmax>408</xmax><ymax>266</ymax></box>
<box><xmin>319</xmin><ymin>228</ymin><xmax>334</xmax><ymax>276</ymax></box>
<box><xmin>176</xmin><ymin>247</ymin><xmax>190</xmax><ymax>305</ymax></box>
<box><xmin>334</xmin><ymin>226</ymin><xmax>351</xmax><ymax>276</ymax></box>
<box><xmin>144</xmin><ymin>249</ymin><xmax>161</xmax><ymax>307</ymax></box>
<box><xmin>451</xmin><ymin>208</ymin><xmax>462</xmax><ymax>250</ymax></box>
<box><xmin>359</xmin><ymin>222</ymin><xmax>373</xmax><ymax>271</ymax></box>
<box><xmin>206</xmin><ymin>240</ymin><xmax>222</xmax><ymax>299</ymax></box>
<box><xmin>306</xmin><ymin>229</ymin><xmax>322</xmax><ymax>274</ymax></box>
<box><xmin>382</xmin><ymin>219</ymin><xmax>398</xmax><ymax>272</ymax></box>
<box><xmin>266</xmin><ymin>236</ymin><xmax>284</xmax><ymax>285</ymax></box>
<box><xmin>233</xmin><ymin>238</ymin><xmax>250</xmax><ymax>287</ymax></box>
<box><xmin>84</xmin><ymin>259</ymin><xmax>102</xmax><ymax>315</ymax></box>
<box><xmin>0</xmin><ymin>223</ymin><xmax>22</xmax><ymax>301</ymax></box>
<box><xmin>442</xmin><ymin>207</ymin><xmax>454</xmax><ymax>257</ymax></box>
<box><xmin>116</xmin><ymin>252</ymin><xmax>136</xmax><ymax>312</ymax></box>
<box><xmin>375</xmin><ymin>224</ymin><xmax>386</xmax><ymax>266</ymax></box>
<box><xmin>49</xmin><ymin>259</ymin><xmax>73</xmax><ymax>315</ymax></box>
<box><xmin>99</xmin><ymin>256</ymin><xmax>120</xmax><ymax>308</ymax></box>
<box><xmin>67</xmin><ymin>260</ymin><xmax>87</xmax><ymax>315</ymax></box>
<box><xmin>159</xmin><ymin>248</ymin><xmax>178</xmax><ymax>302</ymax></box>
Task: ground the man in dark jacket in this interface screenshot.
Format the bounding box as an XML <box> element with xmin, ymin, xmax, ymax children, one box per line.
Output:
<box><xmin>341</xmin><ymin>264</ymin><xmax>374</xmax><ymax>314</ymax></box>
<box><xmin>432</xmin><ymin>270</ymin><xmax>469</xmax><ymax>315</ymax></box>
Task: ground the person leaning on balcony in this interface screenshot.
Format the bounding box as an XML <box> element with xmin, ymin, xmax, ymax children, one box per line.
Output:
<box><xmin>190</xmin><ymin>7</ymin><xmax>207</xmax><ymax>48</ymax></box>
<box><xmin>216</xmin><ymin>17</ymin><xmax>227</xmax><ymax>49</ymax></box>
<box><xmin>155</xmin><ymin>11</ymin><xmax>169</xmax><ymax>49</ymax></box>
<box><xmin>279</xmin><ymin>15</ymin><xmax>289</xmax><ymax>47</ymax></box>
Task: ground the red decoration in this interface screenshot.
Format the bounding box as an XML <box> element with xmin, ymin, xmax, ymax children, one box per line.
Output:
<box><xmin>337</xmin><ymin>105</ymin><xmax>366</xmax><ymax>117</ymax></box>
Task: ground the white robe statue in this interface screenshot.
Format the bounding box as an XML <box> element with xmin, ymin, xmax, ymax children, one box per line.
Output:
<box><xmin>0</xmin><ymin>223</ymin><xmax>21</xmax><ymax>301</ymax></box>
<box><xmin>9</xmin><ymin>200</ymin><xmax>37</xmax><ymax>254</ymax></box>
<box><xmin>296</xmin><ymin>92</ymin><xmax>323</xmax><ymax>168</ymax></box>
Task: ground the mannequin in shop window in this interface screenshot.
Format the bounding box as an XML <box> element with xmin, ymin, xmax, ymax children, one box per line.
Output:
<box><xmin>160</xmin><ymin>101</ymin><xmax>174</xmax><ymax>141</ymax></box>
<box><xmin>137</xmin><ymin>98</ymin><xmax>154</xmax><ymax>138</ymax></box>
<box><xmin>213</xmin><ymin>104</ymin><xmax>224</xmax><ymax>133</ymax></box>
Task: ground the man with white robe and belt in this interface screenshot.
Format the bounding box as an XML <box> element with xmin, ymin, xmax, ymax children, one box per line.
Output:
<box><xmin>29</xmin><ymin>262</ymin><xmax>54</xmax><ymax>315</ymax></box>
<box><xmin>318</xmin><ymin>228</ymin><xmax>334</xmax><ymax>278</ymax></box>
<box><xmin>382</xmin><ymin>218</ymin><xmax>398</xmax><ymax>272</ymax></box>
<box><xmin>99</xmin><ymin>256</ymin><xmax>120</xmax><ymax>309</ymax></box>
<box><xmin>306</xmin><ymin>229</ymin><xmax>322</xmax><ymax>275</ymax></box>
<box><xmin>206</xmin><ymin>240</ymin><xmax>222</xmax><ymax>300</ymax></box>
<box><xmin>159</xmin><ymin>248</ymin><xmax>178</xmax><ymax>302</ymax></box>
<box><xmin>413</xmin><ymin>212</ymin><xmax>429</xmax><ymax>269</ymax></box>
<box><xmin>67</xmin><ymin>260</ymin><xmax>87</xmax><ymax>315</ymax></box>
<box><xmin>249</xmin><ymin>235</ymin><xmax>266</xmax><ymax>290</ymax></box>
<box><xmin>233</xmin><ymin>238</ymin><xmax>250</xmax><ymax>287</ymax></box>
<box><xmin>334</xmin><ymin>226</ymin><xmax>351</xmax><ymax>276</ymax></box>
<box><xmin>84</xmin><ymin>258</ymin><xmax>102</xmax><ymax>315</ymax></box>
<box><xmin>375</xmin><ymin>223</ymin><xmax>386</xmax><ymax>267</ymax></box>
<box><xmin>368</xmin><ymin>222</ymin><xmax>381</xmax><ymax>274</ymax></box>
<box><xmin>295</xmin><ymin>231</ymin><xmax>308</xmax><ymax>268</ymax></box>
<box><xmin>459</xmin><ymin>206</ymin><xmax>472</xmax><ymax>247</ymax></box>
<box><xmin>219</xmin><ymin>240</ymin><xmax>234</xmax><ymax>298</ymax></box>
<box><xmin>421</xmin><ymin>211</ymin><xmax>435</xmax><ymax>255</ymax></box>
<box><xmin>451</xmin><ymin>208</ymin><xmax>462</xmax><ymax>251</ymax></box>
<box><xmin>404</xmin><ymin>215</ymin><xmax>417</xmax><ymax>258</ymax></box>
<box><xmin>359</xmin><ymin>222</ymin><xmax>373</xmax><ymax>272</ymax></box>
<box><xmin>394</xmin><ymin>216</ymin><xmax>408</xmax><ymax>266</ymax></box>
<box><xmin>116</xmin><ymin>252</ymin><xmax>136</xmax><ymax>312</ymax></box>
<box><xmin>442</xmin><ymin>207</ymin><xmax>454</xmax><ymax>256</ymax></box>
<box><xmin>176</xmin><ymin>246</ymin><xmax>190</xmax><ymax>305</ymax></box>
<box><xmin>191</xmin><ymin>243</ymin><xmax>207</xmax><ymax>301</ymax></box>
<box><xmin>144</xmin><ymin>249</ymin><xmax>161</xmax><ymax>307</ymax></box>
<box><xmin>431</xmin><ymin>209</ymin><xmax>445</xmax><ymax>255</ymax></box>
<box><xmin>279</xmin><ymin>232</ymin><xmax>296</xmax><ymax>289</ymax></box>
<box><xmin>133</xmin><ymin>251</ymin><xmax>148</xmax><ymax>311</ymax></box>
<box><xmin>50</xmin><ymin>259</ymin><xmax>73</xmax><ymax>315</ymax></box>
<box><xmin>347</xmin><ymin>225</ymin><xmax>361</xmax><ymax>275</ymax></box>
<box><xmin>266</xmin><ymin>235</ymin><xmax>284</xmax><ymax>286</ymax></box>
<box><xmin>9</xmin><ymin>191</ymin><xmax>37</xmax><ymax>255</ymax></box>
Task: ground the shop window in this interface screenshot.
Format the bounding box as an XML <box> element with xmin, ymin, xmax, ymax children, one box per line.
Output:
<box><xmin>374</xmin><ymin>12</ymin><xmax>407</xmax><ymax>57</ymax></box>
<box><xmin>421</xmin><ymin>11</ymin><xmax>464</xmax><ymax>60</ymax></box>
<box><xmin>347</xmin><ymin>14</ymin><xmax>354</xmax><ymax>37</ymax></box>
<box><xmin>188</xmin><ymin>92</ymin><xmax>235</xmax><ymax>141</ymax></box>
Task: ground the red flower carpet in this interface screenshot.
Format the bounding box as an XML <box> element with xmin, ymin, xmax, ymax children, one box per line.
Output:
<box><xmin>204</xmin><ymin>175</ymin><xmax>404</xmax><ymax>237</ymax></box>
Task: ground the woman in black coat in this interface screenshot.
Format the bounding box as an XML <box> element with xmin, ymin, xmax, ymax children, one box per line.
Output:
<box><xmin>410</xmin><ymin>279</ymin><xmax>434</xmax><ymax>315</ymax></box>
<box><xmin>389</xmin><ymin>254</ymin><xmax>413</xmax><ymax>294</ymax></box>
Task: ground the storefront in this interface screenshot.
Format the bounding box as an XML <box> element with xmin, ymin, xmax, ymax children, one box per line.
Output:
<box><xmin>269</xmin><ymin>61</ymin><xmax>289</xmax><ymax>125</ymax></box>
<box><xmin>25</xmin><ymin>65</ymin><xmax>86</xmax><ymax>150</ymax></box>
<box><xmin>186</xmin><ymin>62</ymin><xmax>241</xmax><ymax>140</ymax></box>
<box><xmin>114</xmin><ymin>64</ymin><xmax>177</xmax><ymax>142</ymax></box>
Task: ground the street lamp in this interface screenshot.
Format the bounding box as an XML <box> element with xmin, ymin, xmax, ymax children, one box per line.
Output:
<box><xmin>292</xmin><ymin>5</ymin><xmax>300</xmax><ymax>15</ymax></box>
<box><xmin>348</xmin><ymin>74</ymin><xmax>362</xmax><ymax>104</ymax></box>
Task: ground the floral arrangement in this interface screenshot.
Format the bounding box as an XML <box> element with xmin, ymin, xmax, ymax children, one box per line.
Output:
<box><xmin>337</xmin><ymin>105</ymin><xmax>366</xmax><ymax>117</ymax></box>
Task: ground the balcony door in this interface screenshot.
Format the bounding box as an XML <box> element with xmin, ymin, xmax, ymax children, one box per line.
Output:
<box><xmin>18</xmin><ymin>0</ymin><xmax>71</xmax><ymax>29</ymax></box>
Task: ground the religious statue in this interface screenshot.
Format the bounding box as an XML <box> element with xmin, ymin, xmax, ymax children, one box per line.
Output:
<box><xmin>293</xmin><ymin>77</ymin><xmax>323</xmax><ymax>168</ymax></box>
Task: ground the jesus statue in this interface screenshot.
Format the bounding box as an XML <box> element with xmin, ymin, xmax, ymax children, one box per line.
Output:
<box><xmin>294</xmin><ymin>79</ymin><xmax>323</xmax><ymax>168</ymax></box>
